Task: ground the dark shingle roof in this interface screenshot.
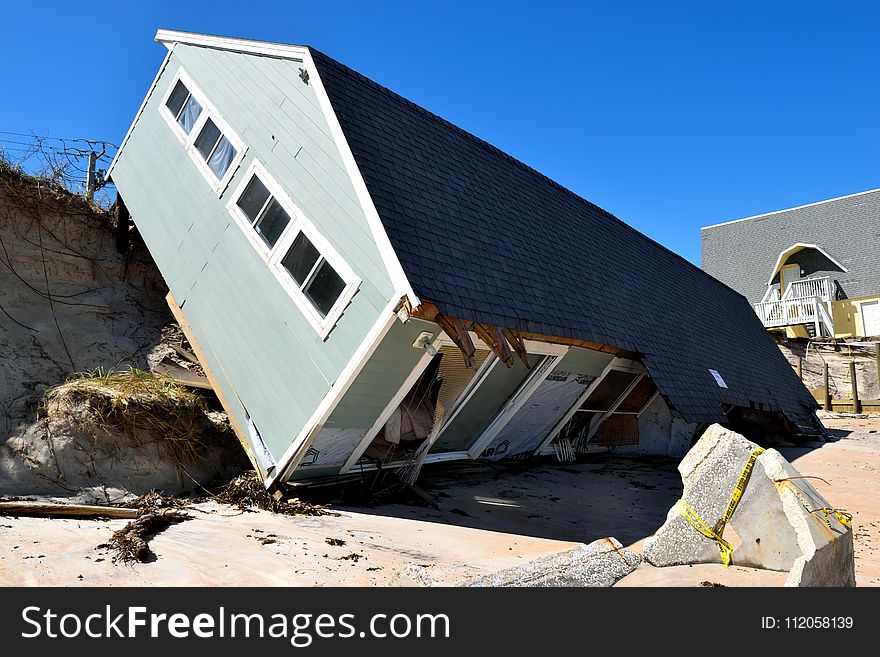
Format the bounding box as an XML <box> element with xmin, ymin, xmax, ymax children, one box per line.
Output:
<box><xmin>702</xmin><ymin>190</ymin><xmax>880</xmax><ymax>306</ymax></box>
<box><xmin>310</xmin><ymin>49</ymin><xmax>818</xmax><ymax>425</ymax></box>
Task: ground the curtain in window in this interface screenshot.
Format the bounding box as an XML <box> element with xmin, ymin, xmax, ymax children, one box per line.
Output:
<box><xmin>177</xmin><ymin>96</ymin><xmax>203</xmax><ymax>134</ymax></box>
<box><xmin>207</xmin><ymin>136</ymin><xmax>237</xmax><ymax>178</ymax></box>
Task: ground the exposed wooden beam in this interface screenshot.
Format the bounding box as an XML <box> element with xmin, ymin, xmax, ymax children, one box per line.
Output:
<box><xmin>500</xmin><ymin>327</ymin><xmax>531</xmax><ymax>368</ymax></box>
<box><xmin>517</xmin><ymin>331</ymin><xmax>635</xmax><ymax>358</ymax></box>
<box><xmin>412</xmin><ymin>300</ymin><xmax>440</xmax><ymax>321</ymax></box>
<box><xmin>471</xmin><ymin>322</ymin><xmax>515</xmax><ymax>367</ymax></box>
<box><xmin>150</xmin><ymin>360</ymin><xmax>213</xmax><ymax>390</ymax></box>
<box><xmin>0</xmin><ymin>502</ymin><xmax>139</xmax><ymax>519</ymax></box>
<box><xmin>433</xmin><ymin>313</ymin><xmax>477</xmax><ymax>369</ymax></box>
<box><xmin>412</xmin><ymin>299</ymin><xmax>636</xmax><ymax>363</ymax></box>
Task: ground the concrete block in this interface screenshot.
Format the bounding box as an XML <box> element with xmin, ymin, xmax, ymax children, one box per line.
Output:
<box><xmin>643</xmin><ymin>424</ymin><xmax>854</xmax><ymax>586</ymax></box>
<box><xmin>462</xmin><ymin>537</ymin><xmax>641</xmax><ymax>587</ymax></box>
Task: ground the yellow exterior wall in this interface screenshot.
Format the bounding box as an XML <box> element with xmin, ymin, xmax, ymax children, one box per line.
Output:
<box><xmin>832</xmin><ymin>293</ymin><xmax>880</xmax><ymax>338</ymax></box>
<box><xmin>785</xmin><ymin>325</ymin><xmax>810</xmax><ymax>339</ymax></box>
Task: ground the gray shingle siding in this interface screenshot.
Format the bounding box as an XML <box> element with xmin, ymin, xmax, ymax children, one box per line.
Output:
<box><xmin>311</xmin><ymin>48</ymin><xmax>819</xmax><ymax>426</ymax></box>
<box><xmin>702</xmin><ymin>190</ymin><xmax>880</xmax><ymax>306</ymax></box>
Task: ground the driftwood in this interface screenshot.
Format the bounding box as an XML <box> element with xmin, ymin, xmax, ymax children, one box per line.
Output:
<box><xmin>170</xmin><ymin>344</ymin><xmax>200</xmax><ymax>365</ymax></box>
<box><xmin>150</xmin><ymin>360</ymin><xmax>212</xmax><ymax>390</ymax></box>
<box><xmin>0</xmin><ymin>502</ymin><xmax>140</xmax><ymax>519</ymax></box>
<box><xmin>109</xmin><ymin>510</ymin><xmax>191</xmax><ymax>563</ymax></box>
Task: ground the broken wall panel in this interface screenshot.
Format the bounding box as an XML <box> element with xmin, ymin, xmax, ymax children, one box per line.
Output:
<box><xmin>594</xmin><ymin>415</ymin><xmax>640</xmax><ymax>446</ymax></box>
<box><xmin>298</xmin><ymin>428</ymin><xmax>364</xmax><ymax>467</ymax></box>
<box><xmin>479</xmin><ymin>346</ymin><xmax>614</xmax><ymax>460</ymax></box>
<box><xmin>430</xmin><ymin>352</ymin><xmax>535</xmax><ymax>454</ymax></box>
<box><xmin>479</xmin><ymin>369</ymin><xmax>596</xmax><ymax>460</ymax></box>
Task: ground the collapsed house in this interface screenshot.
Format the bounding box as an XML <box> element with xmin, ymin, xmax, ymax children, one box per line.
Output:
<box><xmin>107</xmin><ymin>30</ymin><xmax>821</xmax><ymax>488</ymax></box>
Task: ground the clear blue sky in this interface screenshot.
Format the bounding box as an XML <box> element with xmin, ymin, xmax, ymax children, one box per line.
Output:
<box><xmin>3</xmin><ymin>1</ymin><xmax>878</xmax><ymax>264</ymax></box>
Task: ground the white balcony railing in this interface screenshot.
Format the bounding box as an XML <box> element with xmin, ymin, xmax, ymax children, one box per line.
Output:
<box><xmin>755</xmin><ymin>297</ymin><xmax>820</xmax><ymax>328</ymax></box>
<box><xmin>753</xmin><ymin>276</ymin><xmax>835</xmax><ymax>335</ymax></box>
<box><xmin>785</xmin><ymin>276</ymin><xmax>833</xmax><ymax>303</ymax></box>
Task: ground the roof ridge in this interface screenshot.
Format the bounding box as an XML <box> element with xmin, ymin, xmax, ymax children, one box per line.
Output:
<box><xmin>309</xmin><ymin>47</ymin><xmax>747</xmax><ymax>302</ymax></box>
<box><xmin>702</xmin><ymin>187</ymin><xmax>880</xmax><ymax>230</ymax></box>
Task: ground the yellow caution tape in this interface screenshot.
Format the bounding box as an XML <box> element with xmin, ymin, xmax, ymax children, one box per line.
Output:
<box><xmin>812</xmin><ymin>507</ymin><xmax>852</xmax><ymax>529</ymax></box>
<box><xmin>676</xmin><ymin>498</ymin><xmax>734</xmax><ymax>566</ymax></box>
<box><xmin>776</xmin><ymin>475</ymin><xmax>853</xmax><ymax>531</ymax></box>
<box><xmin>677</xmin><ymin>447</ymin><xmax>765</xmax><ymax>568</ymax></box>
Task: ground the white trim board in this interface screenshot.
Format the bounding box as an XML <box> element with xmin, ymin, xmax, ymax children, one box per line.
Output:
<box><xmin>766</xmin><ymin>242</ymin><xmax>848</xmax><ymax>285</ymax></box>
<box><xmin>155</xmin><ymin>29</ymin><xmax>310</xmax><ymax>60</ymax></box>
<box><xmin>701</xmin><ymin>188</ymin><xmax>880</xmax><ymax>230</ymax></box>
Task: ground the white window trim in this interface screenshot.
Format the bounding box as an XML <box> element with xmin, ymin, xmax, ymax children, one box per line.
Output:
<box><xmin>158</xmin><ymin>67</ymin><xmax>247</xmax><ymax>197</ymax></box>
<box><xmin>227</xmin><ymin>159</ymin><xmax>361</xmax><ymax>340</ymax></box>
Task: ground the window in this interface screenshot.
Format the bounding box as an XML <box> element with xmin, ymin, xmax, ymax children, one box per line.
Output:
<box><xmin>228</xmin><ymin>161</ymin><xmax>360</xmax><ymax>337</ymax></box>
<box><xmin>235</xmin><ymin>175</ymin><xmax>290</xmax><ymax>249</ymax></box>
<box><xmin>164</xmin><ymin>79</ymin><xmax>202</xmax><ymax>135</ymax></box>
<box><xmin>193</xmin><ymin>118</ymin><xmax>239</xmax><ymax>180</ymax></box>
<box><xmin>159</xmin><ymin>69</ymin><xmax>246</xmax><ymax>194</ymax></box>
<box><xmin>281</xmin><ymin>233</ymin><xmax>347</xmax><ymax>317</ymax></box>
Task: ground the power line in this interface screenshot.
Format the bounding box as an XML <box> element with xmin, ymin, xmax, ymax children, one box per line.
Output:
<box><xmin>0</xmin><ymin>130</ymin><xmax>118</xmax><ymax>149</ymax></box>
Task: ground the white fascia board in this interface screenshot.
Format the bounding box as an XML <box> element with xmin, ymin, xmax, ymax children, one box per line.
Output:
<box><xmin>766</xmin><ymin>242</ymin><xmax>848</xmax><ymax>285</ymax></box>
<box><xmin>302</xmin><ymin>47</ymin><xmax>421</xmax><ymax>310</ymax></box>
<box><xmin>106</xmin><ymin>45</ymin><xmax>175</xmax><ymax>179</ymax></box>
<box><xmin>155</xmin><ymin>29</ymin><xmax>310</xmax><ymax>60</ymax></box>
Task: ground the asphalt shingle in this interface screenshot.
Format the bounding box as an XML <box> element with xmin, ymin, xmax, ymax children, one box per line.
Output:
<box><xmin>310</xmin><ymin>48</ymin><xmax>818</xmax><ymax>426</ymax></box>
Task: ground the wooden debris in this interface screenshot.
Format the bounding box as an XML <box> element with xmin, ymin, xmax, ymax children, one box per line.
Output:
<box><xmin>170</xmin><ymin>344</ymin><xmax>200</xmax><ymax>365</ymax></box>
<box><xmin>471</xmin><ymin>322</ymin><xmax>515</xmax><ymax>367</ymax></box>
<box><xmin>109</xmin><ymin>510</ymin><xmax>191</xmax><ymax>563</ymax></box>
<box><xmin>433</xmin><ymin>314</ymin><xmax>477</xmax><ymax>370</ymax></box>
<box><xmin>518</xmin><ymin>331</ymin><xmax>634</xmax><ymax>358</ymax></box>
<box><xmin>0</xmin><ymin>502</ymin><xmax>140</xmax><ymax>519</ymax></box>
<box><xmin>150</xmin><ymin>360</ymin><xmax>212</xmax><ymax>390</ymax></box>
<box><xmin>500</xmin><ymin>327</ymin><xmax>531</xmax><ymax>368</ymax></box>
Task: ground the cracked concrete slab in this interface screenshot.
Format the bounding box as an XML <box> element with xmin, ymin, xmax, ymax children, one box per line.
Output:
<box><xmin>461</xmin><ymin>537</ymin><xmax>641</xmax><ymax>587</ymax></box>
<box><xmin>643</xmin><ymin>424</ymin><xmax>854</xmax><ymax>586</ymax></box>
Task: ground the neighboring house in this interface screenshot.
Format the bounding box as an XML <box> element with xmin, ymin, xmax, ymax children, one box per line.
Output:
<box><xmin>703</xmin><ymin>190</ymin><xmax>880</xmax><ymax>340</ymax></box>
<box><xmin>109</xmin><ymin>30</ymin><xmax>819</xmax><ymax>488</ymax></box>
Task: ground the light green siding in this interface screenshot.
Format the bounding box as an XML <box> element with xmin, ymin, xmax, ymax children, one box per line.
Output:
<box><xmin>110</xmin><ymin>45</ymin><xmax>396</xmax><ymax>463</ymax></box>
<box><xmin>293</xmin><ymin>318</ymin><xmax>437</xmax><ymax>475</ymax></box>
